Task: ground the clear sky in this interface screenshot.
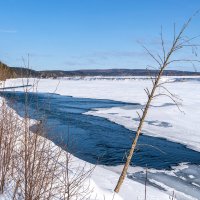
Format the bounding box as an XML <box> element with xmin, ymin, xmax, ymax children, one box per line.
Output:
<box><xmin>0</xmin><ymin>0</ymin><xmax>200</xmax><ymax>71</ymax></box>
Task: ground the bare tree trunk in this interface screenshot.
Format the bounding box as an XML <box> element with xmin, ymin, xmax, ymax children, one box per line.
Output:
<box><xmin>114</xmin><ymin>13</ymin><xmax>199</xmax><ymax>193</ymax></box>
<box><xmin>114</xmin><ymin>68</ymin><xmax>164</xmax><ymax>192</ymax></box>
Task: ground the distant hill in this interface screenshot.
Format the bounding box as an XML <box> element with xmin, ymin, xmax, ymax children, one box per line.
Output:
<box><xmin>39</xmin><ymin>69</ymin><xmax>200</xmax><ymax>77</ymax></box>
<box><xmin>10</xmin><ymin>67</ymin><xmax>40</xmax><ymax>77</ymax></box>
<box><xmin>15</xmin><ymin>68</ymin><xmax>200</xmax><ymax>78</ymax></box>
<box><xmin>1</xmin><ymin>62</ymin><xmax>200</xmax><ymax>79</ymax></box>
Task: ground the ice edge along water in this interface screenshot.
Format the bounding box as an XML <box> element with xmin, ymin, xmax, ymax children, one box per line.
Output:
<box><xmin>4</xmin><ymin>76</ymin><xmax>200</xmax><ymax>152</ymax></box>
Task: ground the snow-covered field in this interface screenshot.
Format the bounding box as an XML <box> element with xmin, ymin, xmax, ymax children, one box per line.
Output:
<box><xmin>1</xmin><ymin>76</ymin><xmax>200</xmax><ymax>200</ymax></box>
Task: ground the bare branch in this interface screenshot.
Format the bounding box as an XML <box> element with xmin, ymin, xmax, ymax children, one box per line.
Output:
<box><xmin>153</xmin><ymin>93</ymin><xmax>183</xmax><ymax>113</ymax></box>
<box><xmin>142</xmin><ymin>45</ymin><xmax>162</xmax><ymax>67</ymax></box>
<box><xmin>160</xmin><ymin>26</ymin><xmax>166</xmax><ymax>61</ymax></box>
<box><xmin>167</xmin><ymin>59</ymin><xmax>200</xmax><ymax>65</ymax></box>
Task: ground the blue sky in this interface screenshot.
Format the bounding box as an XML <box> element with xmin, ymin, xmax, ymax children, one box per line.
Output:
<box><xmin>0</xmin><ymin>0</ymin><xmax>200</xmax><ymax>71</ymax></box>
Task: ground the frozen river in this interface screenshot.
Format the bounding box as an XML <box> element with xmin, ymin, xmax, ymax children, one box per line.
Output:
<box><xmin>1</xmin><ymin>91</ymin><xmax>200</xmax><ymax>170</ymax></box>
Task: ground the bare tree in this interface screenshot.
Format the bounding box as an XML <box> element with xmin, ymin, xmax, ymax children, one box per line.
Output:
<box><xmin>114</xmin><ymin>12</ymin><xmax>200</xmax><ymax>193</ymax></box>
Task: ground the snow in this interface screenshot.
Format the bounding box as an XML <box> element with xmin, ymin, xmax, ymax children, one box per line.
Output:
<box><xmin>1</xmin><ymin>76</ymin><xmax>200</xmax><ymax>199</ymax></box>
<box><xmin>105</xmin><ymin>163</ymin><xmax>200</xmax><ymax>200</ymax></box>
<box><xmin>3</xmin><ymin>76</ymin><xmax>200</xmax><ymax>152</ymax></box>
<box><xmin>90</xmin><ymin>164</ymin><xmax>171</xmax><ymax>200</ymax></box>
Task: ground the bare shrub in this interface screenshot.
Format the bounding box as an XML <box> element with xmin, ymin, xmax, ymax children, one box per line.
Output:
<box><xmin>12</xmin><ymin>118</ymin><xmax>63</xmax><ymax>200</ymax></box>
<box><xmin>57</xmin><ymin>150</ymin><xmax>95</xmax><ymax>200</ymax></box>
<box><xmin>0</xmin><ymin>82</ymin><xmax>95</xmax><ymax>199</ymax></box>
<box><xmin>11</xmin><ymin>101</ymin><xmax>95</xmax><ymax>200</ymax></box>
<box><xmin>0</xmin><ymin>62</ymin><xmax>15</xmax><ymax>81</ymax></box>
<box><xmin>0</xmin><ymin>99</ymin><xmax>19</xmax><ymax>193</ymax></box>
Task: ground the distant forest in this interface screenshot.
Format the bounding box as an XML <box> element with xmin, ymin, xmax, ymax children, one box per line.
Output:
<box><xmin>1</xmin><ymin>61</ymin><xmax>200</xmax><ymax>79</ymax></box>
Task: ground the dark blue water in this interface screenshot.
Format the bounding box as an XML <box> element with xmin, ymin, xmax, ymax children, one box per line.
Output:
<box><xmin>1</xmin><ymin>91</ymin><xmax>200</xmax><ymax>170</ymax></box>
